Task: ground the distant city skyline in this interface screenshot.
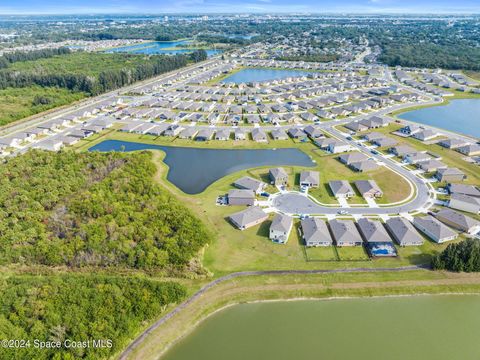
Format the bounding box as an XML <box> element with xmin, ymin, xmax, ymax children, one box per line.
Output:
<box><xmin>1</xmin><ymin>0</ymin><xmax>480</xmax><ymax>15</ymax></box>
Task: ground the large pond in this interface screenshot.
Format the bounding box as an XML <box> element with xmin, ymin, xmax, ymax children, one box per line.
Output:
<box><xmin>398</xmin><ymin>99</ymin><xmax>480</xmax><ymax>138</ymax></box>
<box><xmin>106</xmin><ymin>41</ymin><xmax>222</xmax><ymax>56</ymax></box>
<box><xmin>162</xmin><ymin>295</ymin><xmax>480</xmax><ymax>360</ymax></box>
<box><xmin>221</xmin><ymin>68</ymin><xmax>312</xmax><ymax>84</ymax></box>
<box><xmin>89</xmin><ymin>140</ymin><xmax>315</xmax><ymax>194</ymax></box>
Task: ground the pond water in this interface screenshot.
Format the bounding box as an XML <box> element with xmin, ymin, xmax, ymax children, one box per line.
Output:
<box><xmin>221</xmin><ymin>68</ymin><xmax>312</xmax><ymax>84</ymax></box>
<box><xmin>398</xmin><ymin>99</ymin><xmax>480</xmax><ymax>138</ymax></box>
<box><xmin>88</xmin><ymin>140</ymin><xmax>315</xmax><ymax>194</ymax></box>
<box><xmin>106</xmin><ymin>41</ymin><xmax>222</xmax><ymax>56</ymax></box>
<box><xmin>162</xmin><ymin>295</ymin><xmax>480</xmax><ymax>360</ymax></box>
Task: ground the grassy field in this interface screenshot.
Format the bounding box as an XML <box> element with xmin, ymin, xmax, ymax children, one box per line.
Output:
<box><xmin>123</xmin><ymin>270</ymin><xmax>480</xmax><ymax>360</ymax></box>
<box><xmin>0</xmin><ymin>86</ymin><xmax>86</xmax><ymax>126</ymax></box>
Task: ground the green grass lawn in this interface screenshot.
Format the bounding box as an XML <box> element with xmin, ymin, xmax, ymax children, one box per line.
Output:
<box><xmin>0</xmin><ymin>86</ymin><xmax>86</xmax><ymax>126</ymax></box>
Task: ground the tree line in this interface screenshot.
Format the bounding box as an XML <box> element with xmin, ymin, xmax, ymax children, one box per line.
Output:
<box><xmin>0</xmin><ymin>53</ymin><xmax>191</xmax><ymax>95</ymax></box>
<box><xmin>0</xmin><ymin>47</ymin><xmax>71</xmax><ymax>69</ymax></box>
<box><xmin>432</xmin><ymin>239</ymin><xmax>480</xmax><ymax>272</ymax></box>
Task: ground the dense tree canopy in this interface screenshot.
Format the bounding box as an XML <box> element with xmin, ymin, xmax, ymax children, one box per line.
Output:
<box><xmin>0</xmin><ymin>275</ymin><xmax>186</xmax><ymax>359</ymax></box>
<box><xmin>0</xmin><ymin>150</ymin><xmax>211</xmax><ymax>269</ymax></box>
<box><xmin>432</xmin><ymin>239</ymin><xmax>480</xmax><ymax>272</ymax></box>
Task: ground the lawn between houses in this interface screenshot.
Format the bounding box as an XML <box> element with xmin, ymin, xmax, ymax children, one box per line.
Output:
<box><xmin>75</xmin><ymin>129</ymin><xmax>457</xmax><ymax>275</ymax></box>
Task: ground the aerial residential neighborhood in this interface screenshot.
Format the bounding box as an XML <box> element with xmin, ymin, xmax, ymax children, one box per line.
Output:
<box><xmin>1</xmin><ymin>6</ymin><xmax>480</xmax><ymax>360</ymax></box>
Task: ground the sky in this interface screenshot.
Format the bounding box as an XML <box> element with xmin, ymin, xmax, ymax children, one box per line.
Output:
<box><xmin>1</xmin><ymin>0</ymin><xmax>479</xmax><ymax>15</ymax></box>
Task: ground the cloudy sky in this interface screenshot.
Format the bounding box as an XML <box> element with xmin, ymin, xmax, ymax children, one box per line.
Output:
<box><xmin>1</xmin><ymin>0</ymin><xmax>479</xmax><ymax>14</ymax></box>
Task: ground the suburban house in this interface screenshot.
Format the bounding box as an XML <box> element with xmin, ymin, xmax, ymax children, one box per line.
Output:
<box><xmin>288</xmin><ymin>127</ymin><xmax>306</xmax><ymax>140</ymax></box>
<box><xmin>195</xmin><ymin>128</ymin><xmax>214</xmax><ymax>141</ymax></box>
<box><xmin>373</xmin><ymin>137</ymin><xmax>398</xmax><ymax>148</ymax></box>
<box><xmin>178</xmin><ymin>127</ymin><xmax>198</xmax><ymax>139</ymax></box>
<box><xmin>413</xmin><ymin>215</ymin><xmax>458</xmax><ymax>243</ymax></box>
<box><xmin>416</xmin><ymin>159</ymin><xmax>447</xmax><ymax>173</ymax></box>
<box><xmin>33</xmin><ymin>139</ymin><xmax>63</xmax><ymax>151</ymax></box>
<box><xmin>447</xmin><ymin>183</ymin><xmax>480</xmax><ymax>198</ymax></box>
<box><xmin>438</xmin><ymin>138</ymin><xmax>470</xmax><ymax>149</ymax></box>
<box><xmin>251</xmin><ymin>128</ymin><xmax>268</xmax><ymax>142</ymax></box>
<box><xmin>227</xmin><ymin>189</ymin><xmax>256</xmax><ymax>206</ymax></box>
<box><xmin>299</xmin><ymin>171</ymin><xmax>320</xmax><ymax>188</ymax></box>
<box><xmin>315</xmin><ymin>138</ymin><xmax>336</xmax><ymax>150</ymax></box>
<box><xmin>329</xmin><ymin>219</ymin><xmax>363</xmax><ymax>247</ymax></box>
<box><xmin>329</xmin><ymin>140</ymin><xmax>352</xmax><ymax>154</ymax></box>
<box><xmin>338</xmin><ymin>152</ymin><xmax>369</xmax><ymax>165</ymax></box>
<box><xmin>435</xmin><ymin>209</ymin><xmax>480</xmax><ymax>235</ymax></box>
<box><xmin>301</xmin><ymin>218</ymin><xmax>333</xmax><ymax>247</ymax></box>
<box><xmin>303</xmin><ymin>125</ymin><xmax>323</xmax><ymax>139</ymax></box>
<box><xmin>390</xmin><ymin>145</ymin><xmax>416</xmax><ymax>157</ymax></box>
<box><xmin>403</xmin><ymin>152</ymin><xmax>432</xmax><ymax>164</ymax></box>
<box><xmin>234</xmin><ymin>176</ymin><xmax>266</xmax><ymax>194</ymax></box>
<box><xmin>357</xmin><ymin>218</ymin><xmax>396</xmax><ymax>257</ymax></box>
<box><xmin>234</xmin><ymin>128</ymin><xmax>247</xmax><ymax>140</ymax></box>
<box><xmin>270</xmin><ymin>128</ymin><xmax>288</xmax><ymax>140</ymax></box>
<box><xmin>228</xmin><ymin>206</ymin><xmax>268</xmax><ymax>230</ymax></box>
<box><xmin>269</xmin><ymin>214</ymin><xmax>293</xmax><ymax>244</ymax></box>
<box><xmin>215</xmin><ymin>129</ymin><xmax>231</xmax><ymax>141</ymax></box>
<box><xmin>329</xmin><ymin>180</ymin><xmax>355</xmax><ymax>198</ymax></box>
<box><xmin>385</xmin><ymin>217</ymin><xmax>424</xmax><ymax>246</ymax></box>
<box><xmin>436</xmin><ymin>168</ymin><xmax>466</xmax><ymax>183</ymax></box>
<box><xmin>349</xmin><ymin>160</ymin><xmax>379</xmax><ymax>172</ymax></box>
<box><xmin>412</xmin><ymin>129</ymin><xmax>438</xmax><ymax>141</ymax></box>
<box><xmin>354</xmin><ymin>180</ymin><xmax>383</xmax><ymax>198</ymax></box>
<box><xmin>399</xmin><ymin>124</ymin><xmax>421</xmax><ymax>136</ymax></box>
<box><xmin>448</xmin><ymin>193</ymin><xmax>480</xmax><ymax>214</ymax></box>
<box><xmin>269</xmin><ymin>167</ymin><xmax>289</xmax><ymax>186</ymax></box>
<box><xmin>456</xmin><ymin>144</ymin><xmax>480</xmax><ymax>156</ymax></box>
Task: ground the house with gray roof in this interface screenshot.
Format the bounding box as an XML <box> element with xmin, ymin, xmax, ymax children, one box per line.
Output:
<box><xmin>413</xmin><ymin>215</ymin><xmax>458</xmax><ymax>243</ymax></box>
<box><xmin>436</xmin><ymin>168</ymin><xmax>466</xmax><ymax>183</ymax></box>
<box><xmin>227</xmin><ymin>189</ymin><xmax>256</xmax><ymax>206</ymax></box>
<box><xmin>338</xmin><ymin>152</ymin><xmax>369</xmax><ymax>165</ymax></box>
<box><xmin>215</xmin><ymin>128</ymin><xmax>231</xmax><ymax>141</ymax></box>
<box><xmin>435</xmin><ymin>209</ymin><xmax>480</xmax><ymax>235</ymax></box>
<box><xmin>270</xmin><ymin>128</ymin><xmax>288</xmax><ymax>140</ymax></box>
<box><xmin>329</xmin><ymin>219</ymin><xmax>363</xmax><ymax>247</ymax></box>
<box><xmin>448</xmin><ymin>193</ymin><xmax>480</xmax><ymax>214</ymax></box>
<box><xmin>270</xmin><ymin>214</ymin><xmax>293</xmax><ymax>244</ymax></box>
<box><xmin>269</xmin><ymin>167</ymin><xmax>288</xmax><ymax>186</ymax></box>
<box><xmin>234</xmin><ymin>128</ymin><xmax>247</xmax><ymax>140</ymax></box>
<box><xmin>234</xmin><ymin>176</ymin><xmax>266</xmax><ymax>194</ymax></box>
<box><xmin>373</xmin><ymin>137</ymin><xmax>398</xmax><ymax>148</ymax></box>
<box><xmin>416</xmin><ymin>159</ymin><xmax>447</xmax><ymax>173</ymax></box>
<box><xmin>303</xmin><ymin>125</ymin><xmax>323</xmax><ymax>139</ymax></box>
<box><xmin>385</xmin><ymin>217</ymin><xmax>424</xmax><ymax>246</ymax></box>
<box><xmin>349</xmin><ymin>160</ymin><xmax>379</xmax><ymax>172</ymax></box>
<box><xmin>438</xmin><ymin>138</ymin><xmax>470</xmax><ymax>149</ymax></box>
<box><xmin>195</xmin><ymin>128</ymin><xmax>214</xmax><ymax>141</ymax></box>
<box><xmin>314</xmin><ymin>138</ymin><xmax>336</xmax><ymax>150</ymax></box>
<box><xmin>390</xmin><ymin>145</ymin><xmax>416</xmax><ymax>157</ymax></box>
<box><xmin>299</xmin><ymin>171</ymin><xmax>320</xmax><ymax>188</ymax></box>
<box><xmin>178</xmin><ymin>127</ymin><xmax>198</xmax><ymax>139</ymax></box>
<box><xmin>288</xmin><ymin>127</ymin><xmax>306</xmax><ymax>139</ymax></box>
<box><xmin>354</xmin><ymin>180</ymin><xmax>383</xmax><ymax>198</ymax></box>
<box><xmin>456</xmin><ymin>144</ymin><xmax>480</xmax><ymax>156</ymax></box>
<box><xmin>447</xmin><ymin>183</ymin><xmax>480</xmax><ymax>198</ymax></box>
<box><xmin>357</xmin><ymin>218</ymin><xmax>396</xmax><ymax>257</ymax></box>
<box><xmin>229</xmin><ymin>206</ymin><xmax>268</xmax><ymax>230</ymax></box>
<box><xmin>329</xmin><ymin>140</ymin><xmax>352</xmax><ymax>154</ymax></box>
<box><xmin>301</xmin><ymin>218</ymin><xmax>333</xmax><ymax>247</ymax></box>
<box><xmin>403</xmin><ymin>152</ymin><xmax>432</xmax><ymax>164</ymax></box>
<box><xmin>329</xmin><ymin>180</ymin><xmax>355</xmax><ymax>198</ymax></box>
<box><xmin>251</xmin><ymin>128</ymin><xmax>268</xmax><ymax>142</ymax></box>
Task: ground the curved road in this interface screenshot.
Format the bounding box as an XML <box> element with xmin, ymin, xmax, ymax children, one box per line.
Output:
<box><xmin>118</xmin><ymin>264</ymin><xmax>430</xmax><ymax>360</ymax></box>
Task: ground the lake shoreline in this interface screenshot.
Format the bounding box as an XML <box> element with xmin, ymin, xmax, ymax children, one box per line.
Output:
<box><xmin>155</xmin><ymin>291</ymin><xmax>480</xmax><ymax>360</ymax></box>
